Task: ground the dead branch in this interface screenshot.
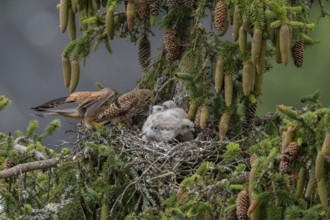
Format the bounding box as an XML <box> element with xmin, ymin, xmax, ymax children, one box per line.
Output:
<box><xmin>14</xmin><ymin>137</ymin><xmax>46</xmax><ymax>160</ymax></box>
<box><xmin>0</xmin><ymin>158</ymin><xmax>60</xmax><ymax>179</ymax></box>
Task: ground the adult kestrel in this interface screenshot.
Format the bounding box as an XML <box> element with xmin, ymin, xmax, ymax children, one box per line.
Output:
<box><xmin>32</xmin><ymin>88</ymin><xmax>118</xmax><ymax>128</ymax></box>
<box><xmin>96</xmin><ymin>89</ymin><xmax>154</xmax><ymax>125</ymax></box>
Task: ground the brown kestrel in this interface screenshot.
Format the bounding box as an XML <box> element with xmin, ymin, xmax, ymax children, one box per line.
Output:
<box><xmin>96</xmin><ymin>89</ymin><xmax>154</xmax><ymax>125</ymax></box>
<box><xmin>32</xmin><ymin>88</ymin><xmax>118</xmax><ymax>128</ymax></box>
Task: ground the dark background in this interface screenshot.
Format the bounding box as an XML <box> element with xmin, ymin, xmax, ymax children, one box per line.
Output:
<box><xmin>0</xmin><ymin>1</ymin><xmax>329</xmax><ymax>145</ymax></box>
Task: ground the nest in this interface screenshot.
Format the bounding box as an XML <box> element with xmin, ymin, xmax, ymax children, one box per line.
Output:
<box><xmin>71</xmin><ymin>125</ymin><xmax>231</xmax><ymax>213</ymax></box>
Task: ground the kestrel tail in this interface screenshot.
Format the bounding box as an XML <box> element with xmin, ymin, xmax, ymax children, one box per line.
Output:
<box><xmin>97</xmin><ymin>89</ymin><xmax>154</xmax><ymax>126</ymax></box>
<box><xmin>31</xmin><ymin>88</ymin><xmax>118</xmax><ymax>128</ymax></box>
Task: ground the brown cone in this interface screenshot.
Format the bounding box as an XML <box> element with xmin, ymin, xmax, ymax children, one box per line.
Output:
<box><xmin>149</xmin><ymin>0</ymin><xmax>160</xmax><ymax>16</ymax></box>
<box><xmin>194</xmin><ymin>106</ymin><xmax>202</xmax><ymax>129</ymax></box>
<box><xmin>164</xmin><ymin>28</ymin><xmax>181</xmax><ymax>62</ymax></box>
<box><xmin>219</xmin><ymin>110</ymin><xmax>231</xmax><ymax>140</ymax></box>
<box><xmin>167</xmin><ymin>0</ymin><xmax>179</xmax><ymax>10</ymax></box>
<box><xmin>243</xmin><ymin>99</ymin><xmax>257</xmax><ymax>132</ymax></box>
<box><xmin>226</xmin><ymin>209</ymin><xmax>238</xmax><ymax>220</ymax></box>
<box><xmin>137</xmin><ymin>0</ymin><xmax>149</xmax><ymax>20</ymax></box>
<box><xmin>214</xmin><ymin>0</ymin><xmax>228</xmax><ymax>36</ymax></box>
<box><xmin>126</xmin><ymin>1</ymin><xmax>136</xmax><ymax>31</ymax></box>
<box><xmin>291</xmin><ymin>40</ymin><xmax>304</xmax><ymax>68</ymax></box>
<box><xmin>237</xmin><ymin>189</ymin><xmax>250</xmax><ymax>220</ymax></box>
<box><xmin>4</xmin><ymin>159</ymin><xmax>15</xmax><ymax>169</ymax></box>
<box><xmin>183</xmin><ymin>0</ymin><xmax>196</xmax><ymax>9</ymax></box>
<box><xmin>279</xmin><ymin>141</ymin><xmax>299</xmax><ymax>173</ymax></box>
<box><xmin>139</xmin><ymin>36</ymin><xmax>151</xmax><ymax>70</ymax></box>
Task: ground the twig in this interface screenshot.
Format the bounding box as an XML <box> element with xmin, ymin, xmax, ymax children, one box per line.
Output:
<box><xmin>0</xmin><ymin>158</ymin><xmax>61</xmax><ymax>179</ymax></box>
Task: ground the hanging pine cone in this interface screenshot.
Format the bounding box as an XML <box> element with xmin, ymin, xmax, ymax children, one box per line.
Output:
<box><xmin>214</xmin><ymin>0</ymin><xmax>228</xmax><ymax>36</ymax></box>
<box><xmin>219</xmin><ymin>110</ymin><xmax>231</xmax><ymax>140</ymax></box>
<box><xmin>149</xmin><ymin>0</ymin><xmax>160</xmax><ymax>16</ymax></box>
<box><xmin>126</xmin><ymin>1</ymin><xmax>136</xmax><ymax>32</ymax></box>
<box><xmin>164</xmin><ymin>27</ymin><xmax>181</xmax><ymax>62</ymax></box>
<box><xmin>167</xmin><ymin>0</ymin><xmax>179</xmax><ymax>10</ymax></box>
<box><xmin>194</xmin><ymin>106</ymin><xmax>202</xmax><ymax>129</ymax></box>
<box><xmin>280</xmin><ymin>24</ymin><xmax>290</xmax><ymax>66</ymax></box>
<box><xmin>138</xmin><ymin>36</ymin><xmax>151</xmax><ymax>70</ymax></box>
<box><xmin>137</xmin><ymin>0</ymin><xmax>149</xmax><ymax>20</ymax></box>
<box><xmin>224</xmin><ymin>74</ymin><xmax>233</xmax><ymax>107</ymax></box>
<box><xmin>291</xmin><ymin>40</ymin><xmax>304</xmax><ymax>68</ymax></box>
<box><xmin>199</xmin><ymin>104</ymin><xmax>209</xmax><ymax>129</ymax></box>
<box><xmin>183</xmin><ymin>0</ymin><xmax>196</xmax><ymax>10</ymax></box>
<box><xmin>243</xmin><ymin>99</ymin><xmax>257</xmax><ymax>132</ymax></box>
<box><xmin>124</xmin><ymin>0</ymin><xmax>128</xmax><ymax>11</ymax></box>
<box><xmin>226</xmin><ymin>209</ymin><xmax>238</xmax><ymax>220</ymax></box>
<box><xmin>242</xmin><ymin>60</ymin><xmax>254</xmax><ymax>97</ymax></box>
<box><xmin>236</xmin><ymin>189</ymin><xmax>250</xmax><ymax>220</ymax></box>
<box><xmin>279</xmin><ymin>141</ymin><xmax>299</xmax><ymax>173</ymax></box>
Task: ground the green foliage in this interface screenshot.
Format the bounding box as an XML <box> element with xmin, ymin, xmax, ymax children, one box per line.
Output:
<box><xmin>1</xmin><ymin>0</ymin><xmax>330</xmax><ymax>218</ymax></box>
<box><xmin>0</xmin><ymin>96</ymin><xmax>11</xmax><ymax>112</ymax></box>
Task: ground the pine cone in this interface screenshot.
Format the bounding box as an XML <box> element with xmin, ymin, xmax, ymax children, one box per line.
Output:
<box><xmin>280</xmin><ymin>24</ymin><xmax>290</xmax><ymax>66</ymax></box>
<box><xmin>219</xmin><ymin>110</ymin><xmax>231</xmax><ymax>140</ymax></box>
<box><xmin>236</xmin><ymin>189</ymin><xmax>250</xmax><ymax>220</ymax></box>
<box><xmin>214</xmin><ymin>58</ymin><xmax>225</xmax><ymax>93</ymax></box>
<box><xmin>226</xmin><ymin>209</ymin><xmax>238</xmax><ymax>220</ymax></box>
<box><xmin>251</xmin><ymin>28</ymin><xmax>262</xmax><ymax>65</ymax></box>
<box><xmin>139</xmin><ymin>36</ymin><xmax>151</xmax><ymax>70</ymax></box>
<box><xmin>239</xmin><ymin>26</ymin><xmax>247</xmax><ymax>55</ymax></box>
<box><xmin>242</xmin><ymin>60</ymin><xmax>254</xmax><ymax>97</ymax></box>
<box><xmin>4</xmin><ymin>159</ymin><xmax>15</xmax><ymax>169</ymax></box>
<box><xmin>149</xmin><ymin>0</ymin><xmax>160</xmax><ymax>16</ymax></box>
<box><xmin>199</xmin><ymin>104</ymin><xmax>208</xmax><ymax>129</ymax></box>
<box><xmin>291</xmin><ymin>40</ymin><xmax>304</xmax><ymax>68</ymax></box>
<box><xmin>176</xmin><ymin>187</ymin><xmax>185</xmax><ymax>203</ymax></box>
<box><xmin>194</xmin><ymin>106</ymin><xmax>202</xmax><ymax>129</ymax></box>
<box><xmin>137</xmin><ymin>0</ymin><xmax>149</xmax><ymax>20</ymax></box>
<box><xmin>279</xmin><ymin>141</ymin><xmax>299</xmax><ymax>173</ymax></box>
<box><xmin>224</xmin><ymin>74</ymin><xmax>233</xmax><ymax>107</ymax></box>
<box><xmin>126</xmin><ymin>1</ymin><xmax>136</xmax><ymax>32</ymax></box>
<box><xmin>232</xmin><ymin>5</ymin><xmax>240</xmax><ymax>41</ymax></box>
<box><xmin>183</xmin><ymin>0</ymin><xmax>196</xmax><ymax>9</ymax></box>
<box><xmin>164</xmin><ymin>28</ymin><xmax>181</xmax><ymax>62</ymax></box>
<box><xmin>214</xmin><ymin>0</ymin><xmax>228</xmax><ymax>36</ymax></box>
<box><xmin>167</xmin><ymin>0</ymin><xmax>179</xmax><ymax>10</ymax></box>
<box><xmin>243</xmin><ymin>99</ymin><xmax>257</xmax><ymax>132</ymax></box>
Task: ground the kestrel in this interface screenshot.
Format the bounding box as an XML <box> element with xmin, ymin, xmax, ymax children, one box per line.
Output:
<box><xmin>151</xmin><ymin>105</ymin><xmax>165</xmax><ymax>114</ymax></box>
<box><xmin>96</xmin><ymin>89</ymin><xmax>154</xmax><ymax>125</ymax></box>
<box><xmin>162</xmin><ymin>100</ymin><xmax>188</xmax><ymax>119</ymax></box>
<box><xmin>32</xmin><ymin>88</ymin><xmax>118</xmax><ymax>128</ymax></box>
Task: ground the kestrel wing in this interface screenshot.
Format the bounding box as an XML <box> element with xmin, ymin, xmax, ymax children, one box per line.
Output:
<box><xmin>83</xmin><ymin>90</ymin><xmax>118</xmax><ymax>117</ymax></box>
<box><xmin>77</xmin><ymin>89</ymin><xmax>114</xmax><ymax>110</ymax></box>
<box><xmin>97</xmin><ymin>91</ymin><xmax>139</xmax><ymax>122</ymax></box>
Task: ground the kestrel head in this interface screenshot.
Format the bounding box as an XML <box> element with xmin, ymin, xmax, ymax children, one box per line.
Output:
<box><xmin>140</xmin><ymin>89</ymin><xmax>155</xmax><ymax>103</ymax></box>
<box><xmin>181</xmin><ymin>119</ymin><xmax>195</xmax><ymax>133</ymax></box>
<box><xmin>151</xmin><ymin>105</ymin><xmax>164</xmax><ymax>114</ymax></box>
<box><xmin>162</xmin><ymin>100</ymin><xmax>177</xmax><ymax>109</ymax></box>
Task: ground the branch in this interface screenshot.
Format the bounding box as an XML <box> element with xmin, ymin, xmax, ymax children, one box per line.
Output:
<box><xmin>14</xmin><ymin>137</ymin><xmax>46</xmax><ymax>160</ymax></box>
<box><xmin>0</xmin><ymin>158</ymin><xmax>60</xmax><ymax>179</ymax></box>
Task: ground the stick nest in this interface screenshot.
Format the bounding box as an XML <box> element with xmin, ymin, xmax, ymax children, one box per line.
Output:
<box><xmin>72</xmin><ymin>125</ymin><xmax>230</xmax><ymax>213</ymax></box>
